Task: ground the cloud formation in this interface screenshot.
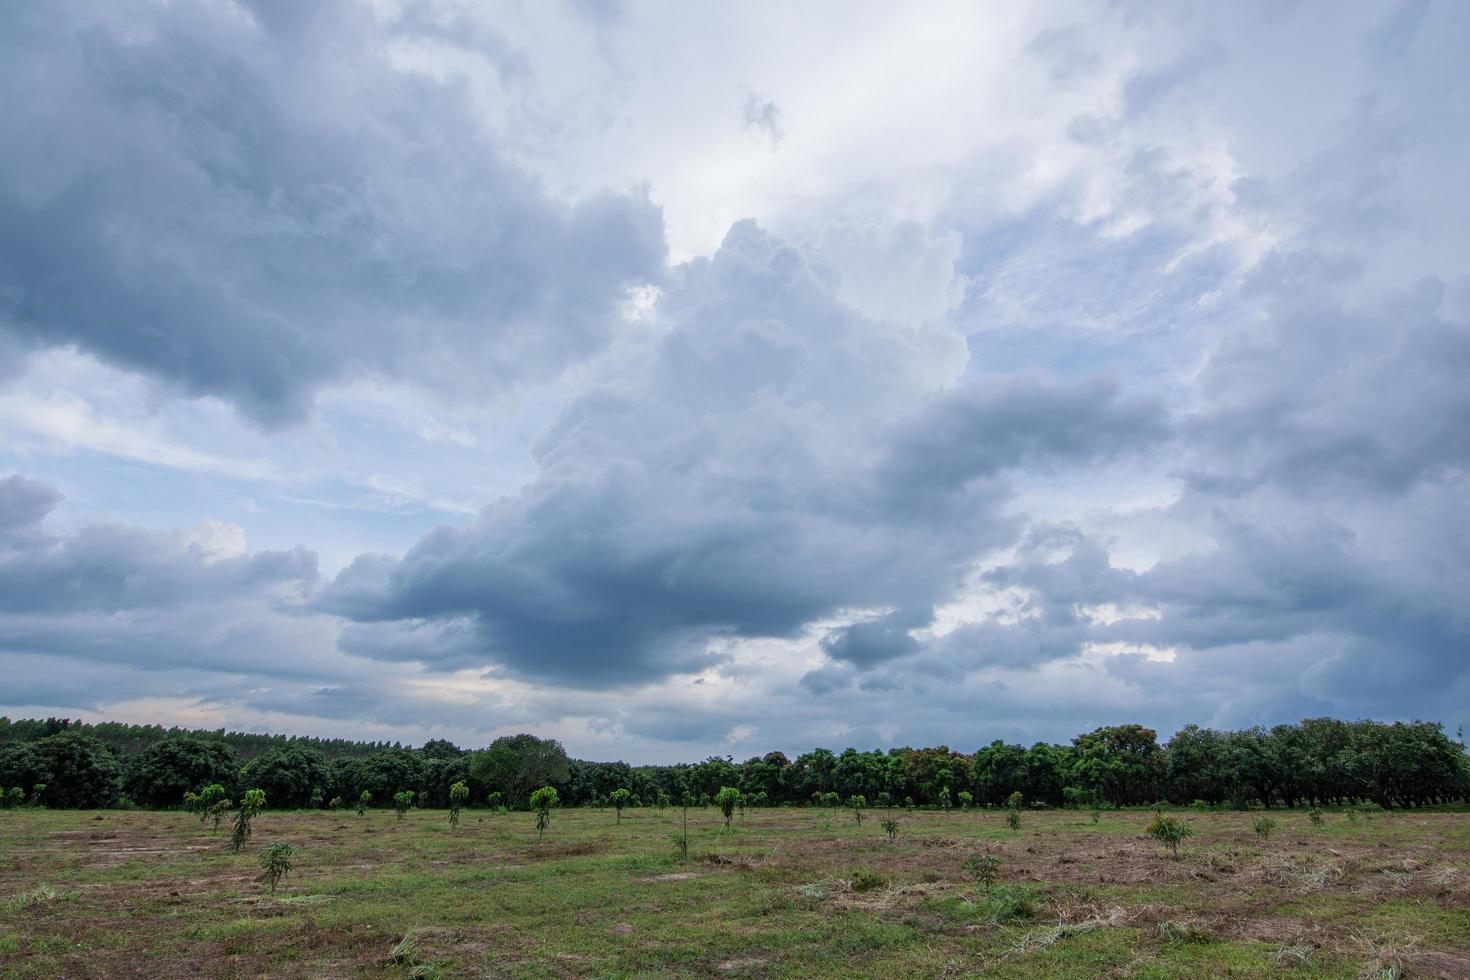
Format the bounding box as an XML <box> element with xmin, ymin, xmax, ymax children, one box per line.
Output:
<box><xmin>0</xmin><ymin>0</ymin><xmax>663</xmax><ymax>424</ymax></box>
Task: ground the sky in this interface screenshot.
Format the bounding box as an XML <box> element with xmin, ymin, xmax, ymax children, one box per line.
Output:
<box><xmin>1</xmin><ymin>0</ymin><xmax>1467</xmax><ymax>763</ymax></box>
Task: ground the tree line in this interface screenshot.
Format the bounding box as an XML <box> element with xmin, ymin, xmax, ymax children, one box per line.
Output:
<box><xmin>0</xmin><ymin>717</ymin><xmax>1463</xmax><ymax>812</ymax></box>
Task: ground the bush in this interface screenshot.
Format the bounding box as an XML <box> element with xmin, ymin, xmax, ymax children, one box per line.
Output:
<box><xmin>881</xmin><ymin>817</ymin><xmax>899</xmax><ymax>841</ymax></box>
<box><xmin>966</xmin><ymin>854</ymin><xmax>1001</xmax><ymax>892</ymax></box>
<box><xmin>1005</xmin><ymin>809</ymin><xmax>1021</xmax><ymax>831</ymax></box>
<box><xmin>714</xmin><ymin>786</ymin><xmax>741</xmax><ymax>829</ymax></box>
<box><xmin>1307</xmin><ymin>807</ymin><xmax>1323</xmax><ymax>827</ymax></box>
<box><xmin>355</xmin><ymin>790</ymin><xmax>371</xmax><ymax>815</ymax></box>
<box><xmin>850</xmin><ymin>869</ymin><xmax>887</xmax><ymax>893</ymax></box>
<box><xmin>1146</xmin><ymin>811</ymin><xmax>1193</xmax><ymax>859</ymax></box>
<box><xmin>1252</xmin><ymin>815</ymin><xmax>1276</xmax><ymax>840</ymax></box>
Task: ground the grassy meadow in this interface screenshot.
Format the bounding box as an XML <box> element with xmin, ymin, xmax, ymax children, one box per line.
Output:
<box><xmin>1</xmin><ymin>804</ymin><xmax>1467</xmax><ymax>977</ymax></box>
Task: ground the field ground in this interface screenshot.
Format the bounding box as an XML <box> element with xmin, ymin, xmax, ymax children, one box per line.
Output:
<box><xmin>1</xmin><ymin>805</ymin><xmax>1468</xmax><ymax>978</ymax></box>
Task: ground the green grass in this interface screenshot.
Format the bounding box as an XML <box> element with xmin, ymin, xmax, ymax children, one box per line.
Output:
<box><xmin>1</xmin><ymin>805</ymin><xmax>1467</xmax><ymax>976</ymax></box>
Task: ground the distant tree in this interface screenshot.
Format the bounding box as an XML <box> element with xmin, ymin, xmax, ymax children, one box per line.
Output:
<box><xmin>0</xmin><ymin>732</ymin><xmax>121</xmax><ymax>808</ymax></box>
<box><xmin>238</xmin><ymin>746</ymin><xmax>331</xmax><ymax>810</ymax></box>
<box><xmin>469</xmin><ymin>735</ymin><xmax>570</xmax><ymax>806</ymax></box>
<box><xmin>125</xmin><ymin>736</ymin><xmax>239</xmax><ymax>808</ymax></box>
<box><xmin>957</xmin><ymin>791</ymin><xmax>973</xmax><ymax>810</ymax></box>
<box><xmin>847</xmin><ymin>794</ymin><xmax>866</xmax><ymax>825</ymax></box>
<box><xmin>530</xmin><ymin>786</ymin><xmax>559</xmax><ymax>840</ymax></box>
<box><xmin>355</xmin><ymin>790</ymin><xmax>371</xmax><ymax>816</ymax></box>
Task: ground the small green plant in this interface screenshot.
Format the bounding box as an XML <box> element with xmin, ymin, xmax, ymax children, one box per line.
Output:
<box><xmin>881</xmin><ymin>817</ymin><xmax>899</xmax><ymax>841</ymax></box>
<box><xmin>4</xmin><ymin>786</ymin><xmax>23</xmax><ymax>809</ymax></box>
<box><xmin>309</xmin><ymin>787</ymin><xmax>323</xmax><ymax>809</ymax></box>
<box><xmin>1252</xmin><ymin>815</ymin><xmax>1276</xmax><ymax>840</ymax></box>
<box><xmin>1191</xmin><ymin>799</ymin><xmax>1211</xmax><ymax>812</ymax></box>
<box><xmin>983</xmin><ymin>884</ymin><xmax>1035</xmax><ymax>924</ymax></box>
<box><xmin>715</xmin><ymin>786</ymin><xmax>741</xmax><ymax>829</ymax></box>
<box><xmin>937</xmin><ymin>787</ymin><xmax>952</xmax><ymax>812</ymax></box>
<box><xmin>355</xmin><ymin>790</ymin><xmax>371</xmax><ymax>816</ymax></box>
<box><xmin>850</xmin><ymin>869</ymin><xmax>887</xmax><ymax>893</ymax></box>
<box><xmin>231</xmin><ymin>789</ymin><xmax>265</xmax><ymax>852</ymax></box>
<box><xmin>29</xmin><ymin>783</ymin><xmax>46</xmax><ymax>806</ymax></box>
<box><xmin>678</xmin><ymin>791</ymin><xmax>694</xmax><ymax>862</ymax></box>
<box><xmin>1005</xmin><ymin>791</ymin><xmax>1024</xmax><ymax>810</ymax></box>
<box><xmin>259</xmin><ymin>842</ymin><xmax>294</xmax><ymax>893</ymax></box>
<box><xmin>847</xmin><ymin>794</ymin><xmax>866</xmax><ymax>825</ymax></box>
<box><xmin>610</xmin><ymin>788</ymin><xmax>632</xmax><ymax>824</ymax></box>
<box><xmin>182</xmin><ymin>790</ymin><xmax>200</xmax><ymax>814</ymax></box>
<box><xmin>198</xmin><ymin>783</ymin><xmax>229</xmax><ymax>828</ymax></box>
<box><xmin>1307</xmin><ymin>807</ymin><xmax>1323</xmax><ymax>827</ymax></box>
<box><xmin>530</xmin><ymin>786</ymin><xmax>558</xmax><ymax>840</ymax></box>
<box><xmin>486</xmin><ymin>791</ymin><xmax>503</xmax><ymax>811</ymax></box>
<box><xmin>1346</xmin><ymin>808</ymin><xmax>1359</xmax><ymax>822</ymax></box>
<box><xmin>1146</xmin><ymin>811</ymin><xmax>1194</xmax><ymax>859</ymax></box>
<box><xmin>1090</xmin><ymin>804</ymin><xmax>1101</xmax><ymax>825</ymax></box>
<box><xmin>656</xmin><ymin>791</ymin><xmax>670</xmax><ymax>810</ymax></box>
<box><xmin>448</xmin><ymin>781</ymin><xmax>469</xmax><ymax>829</ymax></box>
<box><xmin>392</xmin><ymin>790</ymin><xmax>415</xmax><ymax>820</ymax></box>
<box><xmin>328</xmin><ymin>796</ymin><xmax>342</xmax><ymax>811</ymax></box>
<box><xmin>966</xmin><ymin>853</ymin><xmax>1001</xmax><ymax>892</ymax></box>
<box><xmin>957</xmin><ymin>790</ymin><xmax>973</xmax><ymax>810</ymax></box>
<box><xmin>1005</xmin><ymin>809</ymin><xmax>1021</xmax><ymax>832</ymax></box>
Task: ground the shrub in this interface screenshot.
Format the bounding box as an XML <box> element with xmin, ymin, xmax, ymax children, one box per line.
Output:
<box><xmin>957</xmin><ymin>791</ymin><xmax>973</xmax><ymax>810</ymax></box>
<box><xmin>4</xmin><ymin>786</ymin><xmax>23</xmax><ymax>809</ymax></box>
<box><xmin>984</xmin><ymin>885</ymin><xmax>1035</xmax><ymax>924</ymax></box>
<box><xmin>1307</xmin><ymin>807</ymin><xmax>1323</xmax><ymax>827</ymax></box>
<box><xmin>1005</xmin><ymin>791</ymin><xmax>1024</xmax><ymax>811</ymax></box>
<box><xmin>850</xmin><ymin>869</ymin><xmax>887</xmax><ymax>893</ymax></box>
<box><xmin>1252</xmin><ymin>815</ymin><xmax>1276</xmax><ymax>840</ymax></box>
<box><xmin>328</xmin><ymin>796</ymin><xmax>342</xmax><ymax>811</ymax></box>
<box><xmin>847</xmin><ymin>794</ymin><xmax>866</xmax><ymax>825</ymax></box>
<box><xmin>392</xmin><ymin>790</ymin><xmax>415</xmax><ymax>820</ymax></box>
<box><xmin>1090</xmin><ymin>804</ymin><xmax>1101</xmax><ymax>825</ymax></box>
<box><xmin>486</xmin><ymin>791</ymin><xmax>503</xmax><ymax>811</ymax></box>
<box><xmin>966</xmin><ymin>854</ymin><xmax>1001</xmax><ymax>892</ymax></box>
<box><xmin>937</xmin><ymin>787</ymin><xmax>952</xmax><ymax>812</ymax></box>
<box><xmin>881</xmin><ymin>817</ymin><xmax>899</xmax><ymax>841</ymax></box>
<box><xmin>231</xmin><ymin>789</ymin><xmax>265</xmax><ymax>852</ymax></box>
<box><xmin>448</xmin><ymin>781</ymin><xmax>469</xmax><ymax>829</ymax></box>
<box><xmin>1005</xmin><ymin>809</ymin><xmax>1021</xmax><ymax>832</ymax></box>
<box><xmin>1146</xmin><ymin>811</ymin><xmax>1194</xmax><ymax>859</ymax></box>
<box><xmin>715</xmin><ymin>786</ymin><xmax>741</xmax><ymax>829</ymax></box>
<box><xmin>355</xmin><ymin>790</ymin><xmax>371</xmax><ymax>816</ymax></box>
<box><xmin>259</xmin><ymin>842</ymin><xmax>294</xmax><ymax>893</ymax></box>
<box><xmin>530</xmin><ymin>786</ymin><xmax>558</xmax><ymax>840</ymax></box>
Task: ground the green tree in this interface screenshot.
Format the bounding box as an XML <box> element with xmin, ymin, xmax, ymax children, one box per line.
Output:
<box><xmin>392</xmin><ymin>790</ymin><xmax>415</xmax><ymax>820</ymax></box>
<box><xmin>448</xmin><ymin>781</ymin><xmax>469</xmax><ymax>829</ymax></box>
<box><xmin>355</xmin><ymin>790</ymin><xmax>371</xmax><ymax>815</ymax></box>
<box><xmin>231</xmin><ymin>789</ymin><xmax>265</xmax><ymax>852</ymax></box>
<box><xmin>125</xmin><ymin>736</ymin><xmax>239</xmax><ymax>809</ymax></box>
<box><xmin>847</xmin><ymin>794</ymin><xmax>866</xmax><ymax>825</ymax></box>
<box><xmin>715</xmin><ymin>786</ymin><xmax>741</xmax><ymax>829</ymax></box>
<box><xmin>530</xmin><ymin>786</ymin><xmax>559</xmax><ymax>840</ymax></box>
<box><xmin>259</xmin><ymin>842</ymin><xmax>294</xmax><ymax>893</ymax></box>
<box><xmin>610</xmin><ymin>787</ymin><xmax>632</xmax><ymax>824</ymax></box>
<box><xmin>468</xmin><ymin>735</ymin><xmax>570</xmax><ymax>806</ymax></box>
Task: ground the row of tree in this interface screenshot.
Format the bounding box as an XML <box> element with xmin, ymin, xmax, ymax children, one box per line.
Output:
<box><xmin>0</xmin><ymin>717</ymin><xmax>1463</xmax><ymax>812</ymax></box>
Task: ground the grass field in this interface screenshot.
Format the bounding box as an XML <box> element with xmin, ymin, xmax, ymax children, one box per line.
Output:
<box><xmin>2</xmin><ymin>804</ymin><xmax>1467</xmax><ymax>977</ymax></box>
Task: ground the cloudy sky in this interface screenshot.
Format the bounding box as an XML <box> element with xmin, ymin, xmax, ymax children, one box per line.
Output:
<box><xmin>2</xmin><ymin>0</ymin><xmax>1467</xmax><ymax>762</ymax></box>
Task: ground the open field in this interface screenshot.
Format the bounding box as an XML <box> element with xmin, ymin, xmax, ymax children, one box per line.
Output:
<box><xmin>1</xmin><ymin>806</ymin><xmax>1468</xmax><ymax>978</ymax></box>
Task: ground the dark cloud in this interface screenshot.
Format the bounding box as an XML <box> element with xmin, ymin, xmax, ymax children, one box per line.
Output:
<box><xmin>0</xmin><ymin>0</ymin><xmax>664</xmax><ymax>424</ymax></box>
<box><xmin>319</xmin><ymin>222</ymin><xmax>1161</xmax><ymax>686</ymax></box>
<box><xmin>0</xmin><ymin>475</ymin><xmax>63</xmax><ymax>537</ymax></box>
